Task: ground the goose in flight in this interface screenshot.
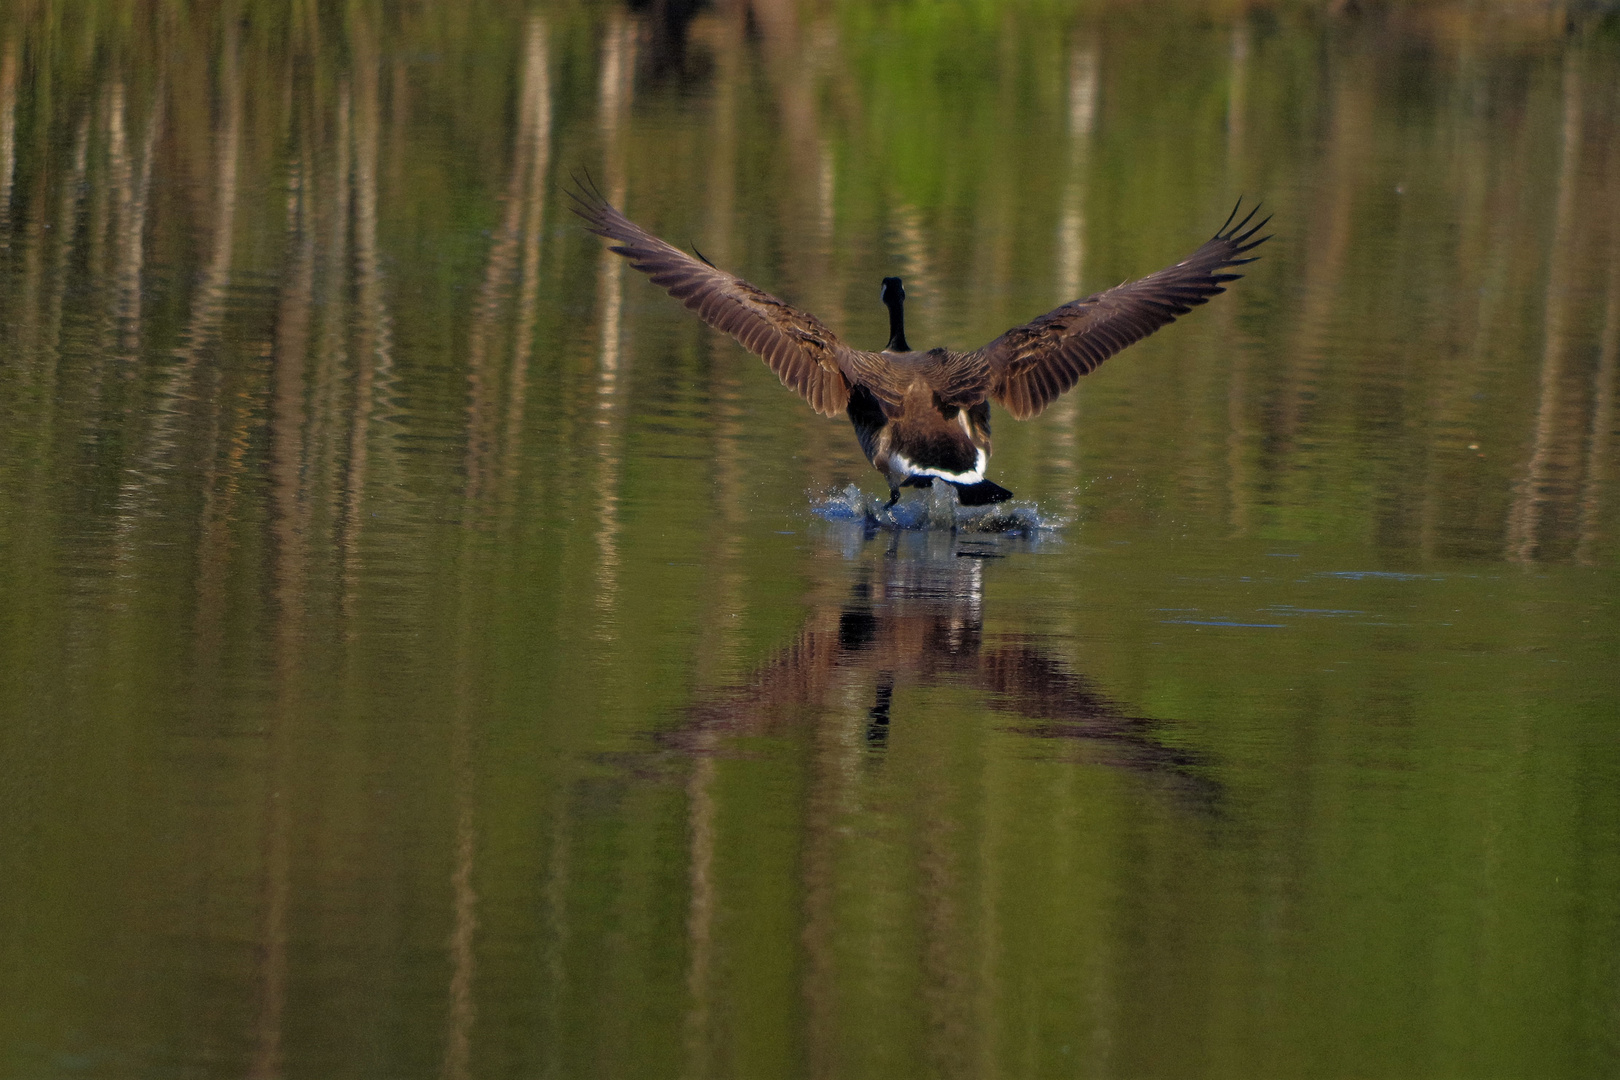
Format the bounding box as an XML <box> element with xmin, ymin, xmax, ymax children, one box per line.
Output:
<box><xmin>571</xmin><ymin>180</ymin><xmax>1267</xmax><ymax>507</ymax></box>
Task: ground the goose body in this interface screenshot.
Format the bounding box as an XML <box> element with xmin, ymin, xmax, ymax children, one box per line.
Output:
<box><xmin>571</xmin><ymin>181</ymin><xmax>1267</xmax><ymax>507</ymax></box>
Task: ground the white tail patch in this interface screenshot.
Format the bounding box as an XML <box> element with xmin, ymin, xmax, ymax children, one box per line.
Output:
<box><xmin>890</xmin><ymin>446</ymin><xmax>987</xmax><ymax>485</ymax></box>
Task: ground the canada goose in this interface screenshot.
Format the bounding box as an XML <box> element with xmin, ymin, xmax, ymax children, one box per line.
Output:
<box><xmin>570</xmin><ymin>179</ymin><xmax>1267</xmax><ymax>507</ymax></box>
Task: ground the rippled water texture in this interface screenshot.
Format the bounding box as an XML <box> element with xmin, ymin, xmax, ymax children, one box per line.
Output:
<box><xmin>1</xmin><ymin>3</ymin><xmax>1618</xmax><ymax>1078</ymax></box>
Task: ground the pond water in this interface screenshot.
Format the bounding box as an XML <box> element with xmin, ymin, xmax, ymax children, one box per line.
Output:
<box><xmin>1</xmin><ymin>2</ymin><xmax>1618</xmax><ymax>1077</ymax></box>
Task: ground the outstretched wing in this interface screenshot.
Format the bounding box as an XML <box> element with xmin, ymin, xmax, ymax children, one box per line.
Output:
<box><xmin>972</xmin><ymin>201</ymin><xmax>1270</xmax><ymax>420</ymax></box>
<box><xmin>569</xmin><ymin>178</ymin><xmax>857</xmax><ymax>418</ymax></box>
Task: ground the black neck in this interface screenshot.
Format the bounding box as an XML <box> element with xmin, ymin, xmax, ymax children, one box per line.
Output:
<box><xmin>884</xmin><ymin>297</ymin><xmax>909</xmax><ymax>352</ymax></box>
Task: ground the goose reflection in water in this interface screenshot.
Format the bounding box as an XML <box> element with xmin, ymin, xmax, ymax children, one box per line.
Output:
<box><xmin>668</xmin><ymin>528</ymin><xmax>1220</xmax><ymax>811</ymax></box>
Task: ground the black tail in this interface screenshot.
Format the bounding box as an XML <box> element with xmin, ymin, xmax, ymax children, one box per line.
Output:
<box><xmin>948</xmin><ymin>479</ymin><xmax>1014</xmax><ymax>506</ymax></box>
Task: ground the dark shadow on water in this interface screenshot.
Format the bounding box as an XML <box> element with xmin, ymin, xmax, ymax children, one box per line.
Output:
<box><xmin>661</xmin><ymin>523</ymin><xmax>1221</xmax><ymax>814</ymax></box>
<box><xmin>626</xmin><ymin>0</ymin><xmax>710</xmax><ymax>84</ymax></box>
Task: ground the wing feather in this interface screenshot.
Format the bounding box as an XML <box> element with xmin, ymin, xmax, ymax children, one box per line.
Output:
<box><xmin>972</xmin><ymin>200</ymin><xmax>1270</xmax><ymax>420</ymax></box>
<box><xmin>570</xmin><ymin>179</ymin><xmax>857</xmax><ymax>418</ymax></box>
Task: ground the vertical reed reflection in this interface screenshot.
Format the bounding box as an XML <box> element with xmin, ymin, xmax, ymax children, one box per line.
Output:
<box><xmin>100</xmin><ymin>71</ymin><xmax>162</xmax><ymax>375</ymax></box>
<box><xmin>1507</xmin><ymin>49</ymin><xmax>1584</xmax><ymax>562</ymax></box>
<box><xmin>353</xmin><ymin>31</ymin><xmax>395</xmax><ymax>432</ymax></box>
<box><xmin>591</xmin><ymin>12</ymin><xmax>637</xmax><ymax>637</ymax></box>
<box><xmin>342</xmin><ymin>23</ymin><xmax>398</xmax><ymax>619</ymax></box>
<box><xmin>312</xmin><ymin>79</ymin><xmax>353</xmax><ymax>547</ymax></box>
<box><xmin>465</xmin><ymin>39</ymin><xmax>534</xmax><ymax>506</ymax></box>
<box><xmin>798</xmin><ymin>134</ymin><xmax>849</xmax><ymax>486</ymax></box>
<box><xmin>1047</xmin><ymin>37</ymin><xmax>1098</xmax><ymax>516</ymax></box>
<box><xmin>115</xmin><ymin>78</ymin><xmax>161</xmax><ymax>359</ymax></box>
<box><xmin>762</xmin><ymin>3</ymin><xmax>848</xmax><ymax>486</ymax></box>
<box><xmin>1225</xmin><ymin>21</ymin><xmax>1254</xmax><ymax>537</ymax></box>
<box><xmin>1574</xmin><ymin>148</ymin><xmax>1620</xmax><ymax>566</ymax></box>
<box><xmin>252</xmin><ymin>137</ymin><xmax>316</xmax><ymax>1080</ymax></box>
<box><xmin>1226</xmin><ymin>21</ymin><xmax>1249</xmax><ymax>171</ymax></box>
<box><xmin>682</xmin><ymin>10</ymin><xmax>741</xmax><ymax>1072</ymax></box>
<box><xmin>12</xmin><ymin>136</ymin><xmax>42</xmax><ymax>378</ymax></box>
<box><xmin>190</xmin><ymin>15</ymin><xmax>256</xmax><ymax>686</ymax></box>
<box><xmin>443</xmin><ymin>722</ymin><xmax>479</xmax><ymax>1080</ymax></box>
<box><xmin>1055</xmin><ymin>42</ymin><xmax>1097</xmax><ymax>305</ymax></box>
<box><xmin>683</xmin><ymin>745</ymin><xmax>718</xmax><ymax>1080</ymax></box>
<box><xmin>36</xmin><ymin>115</ymin><xmax>88</xmax><ymax>400</ymax></box>
<box><xmin>499</xmin><ymin>18</ymin><xmax>552</xmax><ymax>502</ymax></box>
<box><xmin>1276</xmin><ymin>48</ymin><xmax>1366</xmax><ymax>456</ymax></box>
<box><xmin>84</xmin><ymin>83</ymin><xmax>113</xmax><ymax>372</ymax></box>
<box><xmin>0</xmin><ymin>37</ymin><xmax>15</xmax><ymax>255</ymax></box>
<box><xmin>113</xmin><ymin>16</ymin><xmax>240</xmax><ymax>545</ymax></box>
<box><xmin>444</xmin><ymin>18</ymin><xmax>553</xmax><ymax>1079</ymax></box>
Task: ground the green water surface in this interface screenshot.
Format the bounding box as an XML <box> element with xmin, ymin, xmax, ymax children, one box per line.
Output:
<box><xmin>1</xmin><ymin>2</ymin><xmax>1618</xmax><ymax>1077</ymax></box>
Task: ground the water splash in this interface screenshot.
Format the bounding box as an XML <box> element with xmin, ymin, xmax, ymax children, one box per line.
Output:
<box><xmin>811</xmin><ymin>483</ymin><xmax>1066</xmax><ymax>537</ymax></box>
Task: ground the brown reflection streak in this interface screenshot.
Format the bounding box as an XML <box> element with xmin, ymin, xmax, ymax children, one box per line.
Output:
<box><xmin>1056</xmin><ymin>42</ymin><xmax>1097</xmax><ymax>305</ymax></box>
<box><xmin>343</xmin><ymin>32</ymin><xmax>397</xmax><ymax>618</ymax></box>
<box><xmin>194</xmin><ymin>355</ymin><xmax>259</xmax><ymax>719</ymax></box>
<box><xmin>8</xmin><ymin>102</ymin><xmax>87</xmax><ymax>526</ymax></box>
<box><xmin>37</xmin><ymin>115</ymin><xmax>89</xmax><ymax>397</ymax></box>
<box><xmin>1048</xmin><ymin>39</ymin><xmax>1099</xmax><ymax>516</ymax></box>
<box><xmin>464</xmin><ymin>28</ymin><xmax>537</xmax><ymax>506</ymax></box>
<box><xmin>684</xmin><ymin>753</ymin><xmax>718</xmax><ymax>1080</ymax></box>
<box><xmin>442</xmin><ymin>18</ymin><xmax>553</xmax><ymax>1080</ymax></box>
<box><xmin>799</xmin><ymin>699</ymin><xmax>849</xmax><ymax>1080</ymax></box>
<box><xmin>336</xmin><ymin>75</ymin><xmax>371</xmax><ymax>614</ymax></box>
<box><xmin>1224</xmin><ymin>23</ymin><xmax>1253</xmax><ymax>536</ymax></box>
<box><xmin>694</xmin><ymin>26</ymin><xmax>872</xmax><ymax>1050</ymax></box>
<box><xmin>1226</xmin><ymin>21</ymin><xmax>1249</xmax><ymax>172</ymax></box>
<box><xmin>251</xmin><ymin>138</ymin><xmax>317</xmax><ymax>1080</ymax></box>
<box><xmin>443</xmin><ymin>738</ymin><xmax>479</xmax><ymax>1080</ymax></box>
<box><xmin>973</xmin><ymin>715</ymin><xmax>1004</xmax><ymax>1080</ymax></box>
<box><xmin>1442</xmin><ymin>56</ymin><xmax>1537</xmax><ymax>558</ymax></box>
<box><xmin>192</xmin><ymin>68</ymin><xmax>261</xmax><ymax>682</ymax></box>
<box><xmin>799</xmin><ymin>136</ymin><xmax>851</xmax><ymax>489</ymax></box>
<box><xmin>696</xmin><ymin>5</ymin><xmax>743</xmax><ymax>678</ymax></box>
<box><xmin>73</xmin><ymin>86</ymin><xmax>110</xmax><ymax>432</ymax></box>
<box><xmin>117</xmin><ymin>78</ymin><xmax>162</xmax><ymax>358</ymax></box>
<box><xmin>1276</xmin><ymin>54</ymin><xmax>1369</xmax><ymax>451</ymax></box>
<box><xmin>13</xmin><ymin>115</ymin><xmax>43</xmax><ymax>373</ymax></box>
<box><xmin>592</xmin><ymin>14</ymin><xmax>637</xmax><ymax>636</ymax></box>
<box><xmin>312</xmin><ymin>81</ymin><xmax>353</xmax><ymax>548</ymax></box>
<box><xmin>113</xmin><ymin>18</ymin><xmax>241</xmax><ymax>549</ymax></box>
<box><xmin>1506</xmin><ymin>50</ymin><xmax>1583</xmax><ymax>562</ymax></box>
<box><xmin>983</xmin><ymin>15</ymin><xmax>1021</xmax><ymax>340</ymax></box>
<box><xmin>500</xmin><ymin>19</ymin><xmax>552</xmax><ymax>500</ymax></box>
<box><xmin>679</xmin><ymin>12</ymin><xmax>742</xmax><ymax>1071</ymax></box>
<box><xmin>84</xmin><ymin>83</ymin><xmax>112</xmax><ymax>369</ymax></box>
<box><xmin>751</xmin><ymin>0</ymin><xmax>817</xmax><ymax>193</ymax></box>
<box><xmin>1575</xmin><ymin>147</ymin><xmax>1620</xmax><ymax>565</ymax></box>
<box><xmin>916</xmin><ymin>621</ymin><xmax>977</xmax><ymax>1080</ymax></box>
<box><xmin>0</xmin><ymin>38</ymin><xmax>15</xmax><ymax>253</ymax></box>
<box><xmin>891</xmin><ymin>204</ymin><xmax>942</xmax><ymax>342</ymax></box>
<box><xmin>798</xmin><ymin>194</ymin><xmax>857</xmax><ymax>1080</ymax></box>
